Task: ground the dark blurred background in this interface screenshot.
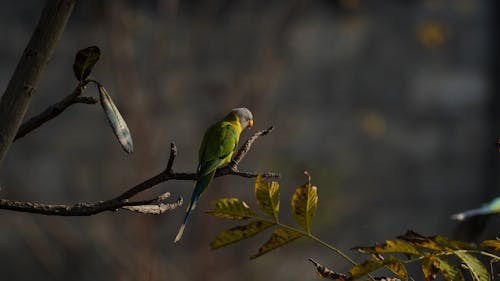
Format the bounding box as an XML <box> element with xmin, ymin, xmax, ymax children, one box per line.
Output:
<box><xmin>1</xmin><ymin>0</ymin><xmax>499</xmax><ymax>280</ymax></box>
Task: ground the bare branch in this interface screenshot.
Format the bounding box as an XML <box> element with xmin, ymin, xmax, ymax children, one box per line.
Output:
<box><xmin>0</xmin><ymin>0</ymin><xmax>77</xmax><ymax>164</ymax></box>
<box><xmin>0</xmin><ymin>127</ymin><xmax>279</xmax><ymax>216</ymax></box>
<box><xmin>230</xmin><ymin>126</ymin><xmax>275</xmax><ymax>168</ymax></box>
<box><xmin>165</xmin><ymin>142</ymin><xmax>177</xmax><ymax>172</ymax></box>
<box><xmin>14</xmin><ymin>84</ymin><xmax>98</xmax><ymax>141</ymax></box>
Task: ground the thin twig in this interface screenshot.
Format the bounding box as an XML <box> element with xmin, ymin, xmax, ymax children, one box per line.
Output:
<box><xmin>0</xmin><ymin>127</ymin><xmax>279</xmax><ymax>216</ymax></box>
<box><xmin>14</xmin><ymin>83</ymin><xmax>97</xmax><ymax>141</ymax></box>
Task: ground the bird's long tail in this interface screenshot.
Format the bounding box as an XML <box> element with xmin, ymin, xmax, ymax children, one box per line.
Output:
<box><xmin>174</xmin><ymin>171</ymin><xmax>215</xmax><ymax>242</ymax></box>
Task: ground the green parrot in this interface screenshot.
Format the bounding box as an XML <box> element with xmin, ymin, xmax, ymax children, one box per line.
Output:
<box><xmin>174</xmin><ymin>107</ymin><xmax>254</xmax><ymax>242</ymax></box>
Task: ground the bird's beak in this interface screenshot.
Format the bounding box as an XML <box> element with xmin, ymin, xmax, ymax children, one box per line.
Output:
<box><xmin>248</xmin><ymin>119</ymin><xmax>254</xmax><ymax>128</ymax></box>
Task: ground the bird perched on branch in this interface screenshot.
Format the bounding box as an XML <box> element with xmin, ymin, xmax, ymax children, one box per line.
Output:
<box><xmin>174</xmin><ymin>108</ymin><xmax>254</xmax><ymax>242</ymax></box>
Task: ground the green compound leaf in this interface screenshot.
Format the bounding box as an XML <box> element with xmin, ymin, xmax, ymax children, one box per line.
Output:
<box><xmin>353</xmin><ymin>240</ymin><xmax>421</xmax><ymax>256</ymax></box>
<box><xmin>206</xmin><ymin>198</ymin><xmax>257</xmax><ymax>220</ymax></box>
<box><xmin>210</xmin><ymin>220</ymin><xmax>273</xmax><ymax>249</ymax></box>
<box><xmin>73</xmin><ymin>46</ymin><xmax>100</xmax><ymax>82</ymax></box>
<box><xmin>98</xmin><ymin>85</ymin><xmax>134</xmax><ymax>154</ymax></box>
<box><xmin>250</xmin><ymin>227</ymin><xmax>304</xmax><ymax>259</ymax></box>
<box><xmin>254</xmin><ymin>174</ymin><xmax>280</xmax><ymax>221</ymax></box>
<box><xmin>291</xmin><ymin>172</ymin><xmax>318</xmax><ymax>233</ymax></box>
<box><xmin>454</xmin><ymin>252</ymin><xmax>490</xmax><ymax>281</ymax></box>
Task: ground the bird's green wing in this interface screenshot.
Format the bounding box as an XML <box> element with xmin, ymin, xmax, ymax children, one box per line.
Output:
<box><xmin>197</xmin><ymin>121</ymin><xmax>240</xmax><ymax>177</ymax></box>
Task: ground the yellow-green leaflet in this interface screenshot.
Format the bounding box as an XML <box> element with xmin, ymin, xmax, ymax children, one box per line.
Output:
<box><xmin>254</xmin><ymin>175</ymin><xmax>280</xmax><ymax>221</ymax></box>
<box><xmin>98</xmin><ymin>85</ymin><xmax>134</xmax><ymax>154</ymax></box>
<box><xmin>210</xmin><ymin>220</ymin><xmax>273</xmax><ymax>249</ymax></box>
<box><xmin>291</xmin><ymin>180</ymin><xmax>318</xmax><ymax>233</ymax></box>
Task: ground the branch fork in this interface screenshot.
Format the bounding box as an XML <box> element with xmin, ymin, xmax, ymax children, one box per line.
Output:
<box><xmin>0</xmin><ymin>126</ymin><xmax>279</xmax><ymax>216</ymax></box>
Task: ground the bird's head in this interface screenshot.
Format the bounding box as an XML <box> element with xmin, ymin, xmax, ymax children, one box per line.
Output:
<box><xmin>232</xmin><ymin>107</ymin><xmax>253</xmax><ymax>130</ymax></box>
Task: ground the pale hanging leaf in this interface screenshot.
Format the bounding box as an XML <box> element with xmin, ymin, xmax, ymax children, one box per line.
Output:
<box><xmin>308</xmin><ymin>258</ymin><xmax>348</xmax><ymax>281</ymax></box>
<box><xmin>98</xmin><ymin>85</ymin><xmax>134</xmax><ymax>154</ymax></box>
<box><xmin>454</xmin><ymin>252</ymin><xmax>490</xmax><ymax>281</ymax></box>
<box><xmin>73</xmin><ymin>46</ymin><xmax>100</xmax><ymax>82</ymax></box>
<box><xmin>480</xmin><ymin>239</ymin><xmax>500</xmax><ymax>251</ymax></box>
<box><xmin>250</xmin><ymin>228</ymin><xmax>303</xmax><ymax>259</ymax></box>
<box><xmin>210</xmin><ymin>220</ymin><xmax>273</xmax><ymax>249</ymax></box>
<box><xmin>353</xmin><ymin>240</ymin><xmax>421</xmax><ymax>256</ymax></box>
<box><xmin>206</xmin><ymin>198</ymin><xmax>257</xmax><ymax>220</ymax></box>
<box><xmin>291</xmin><ymin>174</ymin><xmax>318</xmax><ymax>233</ymax></box>
<box><xmin>254</xmin><ymin>174</ymin><xmax>280</xmax><ymax>221</ymax></box>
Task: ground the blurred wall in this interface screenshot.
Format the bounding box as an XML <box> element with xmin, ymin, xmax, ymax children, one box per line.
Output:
<box><xmin>0</xmin><ymin>0</ymin><xmax>498</xmax><ymax>280</ymax></box>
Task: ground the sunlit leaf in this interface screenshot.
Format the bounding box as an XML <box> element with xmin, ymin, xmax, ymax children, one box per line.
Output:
<box><xmin>431</xmin><ymin>256</ymin><xmax>465</xmax><ymax>281</ymax></box>
<box><xmin>254</xmin><ymin>175</ymin><xmax>280</xmax><ymax>221</ymax></box>
<box><xmin>210</xmin><ymin>220</ymin><xmax>273</xmax><ymax>249</ymax></box>
<box><xmin>206</xmin><ymin>198</ymin><xmax>257</xmax><ymax>220</ymax></box>
<box><xmin>433</xmin><ymin>236</ymin><xmax>475</xmax><ymax>251</ymax></box>
<box><xmin>73</xmin><ymin>46</ymin><xmax>100</xmax><ymax>82</ymax></box>
<box><xmin>454</xmin><ymin>252</ymin><xmax>490</xmax><ymax>281</ymax></box>
<box><xmin>385</xmin><ymin>257</ymin><xmax>408</xmax><ymax>281</ymax></box>
<box><xmin>421</xmin><ymin>256</ymin><xmax>439</xmax><ymax>281</ymax></box>
<box><xmin>480</xmin><ymin>239</ymin><xmax>500</xmax><ymax>251</ymax></box>
<box><xmin>398</xmin><ymin>230</ymin><xmax>474</xmax><ymax>251</ymax></box>
<box><xmin>291</xmin><ymin>172</ymin><xmax>318</xmax><ymax>233</ymax></box>
<box><xmin>353</xmin><ymin>240</ymin><xmax>421</xmax><ymax>256</ymax></box>
<box><xmin>348</xmin><ymin>258</ymin><xmax>384</xmax><ymax>278</ymax></box>
<box><xmin>250</xmin><ymin>228</ymin><xmax>303</xmax><ymax>259</ymax></box>
<box><xmin>308</xmin><ymin>258</ymin><xmax>348</xmax><ymax>281</ymax></box>
<box><xmin>98</xmin><ymin>85</ymin><xmax>134</xmax><ymax>154</ymax></box>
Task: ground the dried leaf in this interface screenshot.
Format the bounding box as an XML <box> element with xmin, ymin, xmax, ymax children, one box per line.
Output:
<box><xmin>98</xmin><ymin>85</ymin><xmax>134</xmax><ymax>154</ymax></box>
<box><xmin>122</xmin><ymin>202</ymin><xmax>181</xmax><ymax>214</ymax></box>
<box><xmin>454</xmin><ymin>252</ymin><xmax>490</xmax><ymax>281</ymax></box>
<box><xmin>254</xmin><ymin>175</ymin><xmax>280</xmax><ymax>221</ymax></box>
<box><xmin>206</xmin><ymin>198</ymin><xmax>257</xmax><ymax>220</ymax></box>
<box><xmin>353</xmin><ymin>240</ymin><xmax>421</xmax><ymax>256</ymax></box>
<box><xmin>73</xmin><ymin>46</ymin><xmax>100</xmax><ymax>82</ymax></box>
<box><xmin>250</xmin><ymin>228</ymin><xmax>303</xmax><ymax>259</ymax></box>
<box><xmin>210</xmin><ymin>220</ymin><xmax>273</xmax><ymax>249</ymax></box>
<box><xmin>308</xmin><ymin>258</ymin><xmax>348</xmax><ymax>281</ymax></box>
<box><xmin>291</xmin><ymin>173</ymin><xmax>318</xmax><ymax>233</ymax></box>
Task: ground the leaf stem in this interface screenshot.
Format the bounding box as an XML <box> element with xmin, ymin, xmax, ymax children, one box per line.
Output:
<box><xmin>270</xmin><ymin>220</ymin><xmax>376</xmax><ymax>281</ymax></box>
<box><xmin>307</xmin><ymin>234</ymin><xmax>358</xmax><ymax>266</ymax></box>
